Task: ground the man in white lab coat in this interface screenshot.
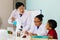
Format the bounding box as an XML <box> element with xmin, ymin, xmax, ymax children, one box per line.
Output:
<box><xmin>8</xmin><ymin>2</ymin><xmax>31</xmax><ymax>33</ymax></box>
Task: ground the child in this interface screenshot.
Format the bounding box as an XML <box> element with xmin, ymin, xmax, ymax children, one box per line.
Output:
<box><xmin>46</xmin><ymin>19</ymin><xmax>58</xmax><ymax>39</ymax></box>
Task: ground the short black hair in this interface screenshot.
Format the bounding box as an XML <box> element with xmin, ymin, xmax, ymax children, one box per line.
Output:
<box><xmin>35</xmin><ymin>14</ymin><xmax>44</xmax><ymax>21</ymax></box>
<box><xmin>48</xmin><ymin>19</ymin><xmax>57</xmax><ymax>29</ymax></box>
<box><xmin>15</xmin><ymin>2</ymin><xmax>24</xmax><ymax>9</ymax></box>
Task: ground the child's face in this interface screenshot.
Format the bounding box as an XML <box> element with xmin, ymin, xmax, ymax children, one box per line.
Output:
<box><xmin>46</xmin><ymin>23</ymin><xmax>51</xmax><ymax>30</ymax></box>
<box><xmin>34</xmin><ymin>18</ymin><xmax>42</xmax><ymax>27</ymax></box>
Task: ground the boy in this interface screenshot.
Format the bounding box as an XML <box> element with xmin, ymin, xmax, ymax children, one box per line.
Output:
<box><xmin>46</xmin><ymin>19</ymin><xmax>58</xmax><ymax>39</ymax></box>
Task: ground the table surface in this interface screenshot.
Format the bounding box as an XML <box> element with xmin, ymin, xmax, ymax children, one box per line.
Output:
<box><xmin>0</xmin><ymin>29</ymin><xmax>31</xmax><ymax>40</ymax></box>
<box><xmin>0</xmin><ymin>29</ymin><xmax>58</xmax><ymax>40</ymax></box>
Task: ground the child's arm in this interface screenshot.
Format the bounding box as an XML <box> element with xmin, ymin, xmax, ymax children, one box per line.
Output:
<box><xmin>48</xmin><ymin>35</ymin><xmax>53</xmax><ymax>39</ymax></box>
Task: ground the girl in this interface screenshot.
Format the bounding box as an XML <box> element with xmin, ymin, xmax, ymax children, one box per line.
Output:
<box><xmin>28</xmin><ymin>14</ymin><xmax>47</xmax><ymax>36</ymax></box>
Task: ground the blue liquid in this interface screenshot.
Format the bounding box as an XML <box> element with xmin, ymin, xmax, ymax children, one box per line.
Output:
<box><xmin>32</xmin><ymin>36</ymin><xmax>48</xmax><ymax>38</ymax></box>
<box><xmin>13</xmin><ymin>21</ymin><xmax>17</xmax><ymax>26</ymax></box>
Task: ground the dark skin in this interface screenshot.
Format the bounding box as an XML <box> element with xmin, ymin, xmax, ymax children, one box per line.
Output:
<box><xmin>46</xmin><ymin>23</ymin><xmax>53</xmax><ymax>39</ymax></box>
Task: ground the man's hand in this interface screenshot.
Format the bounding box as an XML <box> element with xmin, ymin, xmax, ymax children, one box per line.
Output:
<box><xmin>11</xmin><ymin>17</ymin><xmax>15</xmax><ymax>22</ymax></box>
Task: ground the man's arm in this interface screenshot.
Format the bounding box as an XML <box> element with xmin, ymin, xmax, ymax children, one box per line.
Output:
<box><xmin>8</xmin><ymin>10</ymin><xmax>16</xmax><ymax>24</ymax></box>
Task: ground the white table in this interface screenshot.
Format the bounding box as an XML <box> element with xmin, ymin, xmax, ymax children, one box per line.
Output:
<box><xmin>0</xmin><ymin>29</ymin><xmax>30</xmax><ymax>40</ymax></box>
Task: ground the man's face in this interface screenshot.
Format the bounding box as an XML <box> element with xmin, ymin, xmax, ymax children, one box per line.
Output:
<box><xmin>18</xmin><ymin>5</ymin><xmax>25</xmax><ymax>14</ymax></box>
<box><xmin>34</xmin><ymin>18</ymin><xmax>42</xmax><ymax>27</ymax></box>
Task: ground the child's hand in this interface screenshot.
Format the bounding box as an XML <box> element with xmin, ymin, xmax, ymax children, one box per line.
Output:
<box><xmin>48</xmin><ymin>35</ymin><xmax>53</xmax><ymax>39</ymax></box>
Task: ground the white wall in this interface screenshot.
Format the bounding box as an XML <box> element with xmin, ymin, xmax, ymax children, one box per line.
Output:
<box><xmin>0</xmin><ymin>0</ymin><xmax>13</xmax><ymax>29</ymax></box>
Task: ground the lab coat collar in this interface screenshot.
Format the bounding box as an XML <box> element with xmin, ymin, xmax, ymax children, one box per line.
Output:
<box><xmin>36</xmin><ymin>24</ymin><xmax>44</xmax><ymax>29</ymax></box>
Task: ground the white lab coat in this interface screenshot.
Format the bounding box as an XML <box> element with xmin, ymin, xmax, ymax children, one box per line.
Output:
<box><xmin>28</xmin><ymin>24</ymin><xmax>47</xmax><ymax>36</ymax></box>
<box><xmin>8</xmin><ymin>9</ymin><xmax>31</xmax><ymax>32</ymax></box>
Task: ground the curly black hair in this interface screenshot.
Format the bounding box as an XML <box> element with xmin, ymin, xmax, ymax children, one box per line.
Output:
<box><xmin>48</xmin><ymin>19</ymin><xmax>57</xmax><ymax>29</ymax></box>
